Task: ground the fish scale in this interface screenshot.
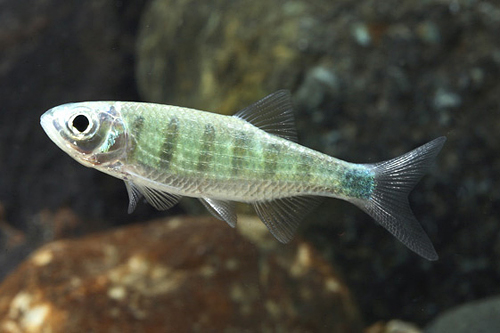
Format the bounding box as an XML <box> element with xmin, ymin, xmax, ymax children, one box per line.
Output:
<box><xmin>41</xmin><ymin>90</ymin><xmax>446</xmax><ymax>260</ymax></box>
<box><xmin>123</xmin><ymin>103</ymin><xmax>339</xmax><ymax>201</ymax></box>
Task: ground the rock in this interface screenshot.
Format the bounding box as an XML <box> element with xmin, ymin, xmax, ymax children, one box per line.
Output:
<box><xmin>366</xmin><ymin>320</ymin><xmax>422</xmax><ymax>333</ymax></box>
<box><xmin>136</xmin><ymin>0</ymin><xmax>333</xmax><ymax>113</ymax></box>
<box><xmin>425</xmin><ymin>296</ymin><xmax>500</xmax><ymax>333</ymax></box>
<box><xmin>0</xmin><ymin>216</ymin><xmax>362</xmax><ymax>332</ymax></box>
<box><xmin>0</xmin><ymin>207</ymin><xmax>94</xmax><ymax>281</ymax></box>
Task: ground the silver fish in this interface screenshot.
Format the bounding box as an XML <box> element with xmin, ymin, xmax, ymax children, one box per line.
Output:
<box><xmin>40</xmin><ymin>90</ymin><xmax>445</xmax><ymax>260</ymax></box>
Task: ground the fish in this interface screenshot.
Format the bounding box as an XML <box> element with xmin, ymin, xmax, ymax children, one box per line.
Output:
<box><xmin>40</xmin><ymin>90</ymin><xmax>446</xmax><ymax>260</ymax></box>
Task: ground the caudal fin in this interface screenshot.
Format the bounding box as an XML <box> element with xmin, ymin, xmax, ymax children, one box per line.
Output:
<box><xmin>351</xmin><ymin>137</ymin><xmax>446</xmax><ymax>260</ymax></box>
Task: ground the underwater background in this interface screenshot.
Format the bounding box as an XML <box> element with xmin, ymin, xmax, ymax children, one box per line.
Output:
<box><xmin>0</xmin><ymin>0</ymin><xmax>499</xmax><ymax>331</ymax></box>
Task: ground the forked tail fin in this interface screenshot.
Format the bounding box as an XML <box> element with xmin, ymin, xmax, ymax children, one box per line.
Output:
<box><xmin>350</xmin><ymin>137</ymin><xmax>446</xmax><ymax>260</ymax></box>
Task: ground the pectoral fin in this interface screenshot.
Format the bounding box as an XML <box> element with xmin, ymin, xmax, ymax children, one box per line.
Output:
<box><xmin>125</xmin><ymin>181</ymin><xmax>182</xmax><ymax>212</ymax></box>
<box><xmin>124</xmin><ymin>181</ymin><xmax>143</xmax><ymax>214</ymax></box>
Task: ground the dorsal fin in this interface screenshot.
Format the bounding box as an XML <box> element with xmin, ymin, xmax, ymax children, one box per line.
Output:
<box><xmin>233</xmin><ymin>90</ymin><xmax>298</xmax><ymax>142</ymax></box>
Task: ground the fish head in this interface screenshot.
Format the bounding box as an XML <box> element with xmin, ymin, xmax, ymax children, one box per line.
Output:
<box><xmin>40</xmin><ymin>102</ymin><xmax>129</xmax><ymax>169</ymax></box>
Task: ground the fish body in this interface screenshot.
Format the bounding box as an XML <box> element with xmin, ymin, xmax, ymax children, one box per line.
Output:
<box><xmin>122</xmin><ymin>103</ymin><xmax>368</xmax><ymax>202</ymax></box>
<box><xmin>41</xmin><ymin>90</ymin><xmax>445</xmax><ymax>260</ymax></box>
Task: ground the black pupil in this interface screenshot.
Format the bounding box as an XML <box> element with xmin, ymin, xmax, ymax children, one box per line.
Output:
<box><xmin>73</xmin><ymin>115</ymin><xmax>90</xmax><ymax>133</ymax></box>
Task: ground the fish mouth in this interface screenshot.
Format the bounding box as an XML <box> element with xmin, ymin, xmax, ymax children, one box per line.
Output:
<box><xmin>40</xmin><ymin>110</ymin><xmax>67</xmax><ymax>153</ymax></box>
<box><xmin>40</xmin><ymin>112</ymin><xmax>53</xmax><ymax>138</ymax></box>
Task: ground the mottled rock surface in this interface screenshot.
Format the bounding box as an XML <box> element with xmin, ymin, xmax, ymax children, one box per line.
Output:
<box><xmin>425</xmin><ymin>296</ymin><xmax>500</xmax><ymax>333</ymax></box>
<box><xmin>0</xmin><ymin>216</ymin><xmax>362</xmax><ymax>332</ymax></box>
<box><xmin>366</xmin><ymin>320</ymin><xmax>422</xmax><ymax>333</ymax></box>
<box><xmin>136</xmin><ymin>0</ymin><xmax>330</xmax><ymax>112</ymax></box>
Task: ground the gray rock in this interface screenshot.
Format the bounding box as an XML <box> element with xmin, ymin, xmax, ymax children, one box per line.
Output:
<box><xmin>425</xmin><ymin>297</ymin><xmax>500</xmax><ymax>333</ymax></box>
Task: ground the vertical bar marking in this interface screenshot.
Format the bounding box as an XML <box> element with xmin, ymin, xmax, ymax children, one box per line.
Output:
<box><xmin>159</xmin><ymin>116</ymin><xmax>180</xmax><ymax>170</ymax></box>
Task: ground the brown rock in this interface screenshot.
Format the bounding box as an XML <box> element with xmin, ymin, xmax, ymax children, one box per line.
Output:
<box><xmin>0</xmin><ymin>216</ymin><xmax>362</xmax><ymax>332</ymax></box>
<box><xmin>136</xmin><ymin>0</ymin><xmax>331</xmax><ymax>113</ymax></box>
<box><xmin>365</xmin><ymin>320</ymin><xmax>421</xmax><ymax>333</ymax></box>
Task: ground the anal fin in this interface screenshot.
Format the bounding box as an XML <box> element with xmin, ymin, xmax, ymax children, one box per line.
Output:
<box><xmin>253</xmin><ymin>196</ymin><xmax>323</xmax><ymax>243</ymax></box>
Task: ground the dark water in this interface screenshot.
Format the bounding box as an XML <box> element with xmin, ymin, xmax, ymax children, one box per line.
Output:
<box><xmin>0</xmin><ymin>0</ymin><xmax>498</xmax><ymax>331</ymax></box>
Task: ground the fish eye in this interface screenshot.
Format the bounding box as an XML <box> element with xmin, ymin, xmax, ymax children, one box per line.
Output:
<box><xmin>72</xmin><ymin>114</ymin><xmax>89</xmax><ymax>133</ymax></box>
<box><xmin>68</xmin><ymin>113</ymin><xmax>95</xmax><ymax>136</ymax></box>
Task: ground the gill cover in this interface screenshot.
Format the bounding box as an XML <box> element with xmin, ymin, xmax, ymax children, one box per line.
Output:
<box><xmin>70</xmin><ymin>104</ymin><xmax>128</xmax><ymax>165</ymax></box>
<box><xmin>42</xmin><ymin>103</ymin><xmax>128</xmax><ymax>167</ymax></box>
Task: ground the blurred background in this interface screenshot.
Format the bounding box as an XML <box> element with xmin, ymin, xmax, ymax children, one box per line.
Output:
<box><xmin>0</xmin><ymin>0</ymin><xmax>499</xmax><ymax>331</ymax></box>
